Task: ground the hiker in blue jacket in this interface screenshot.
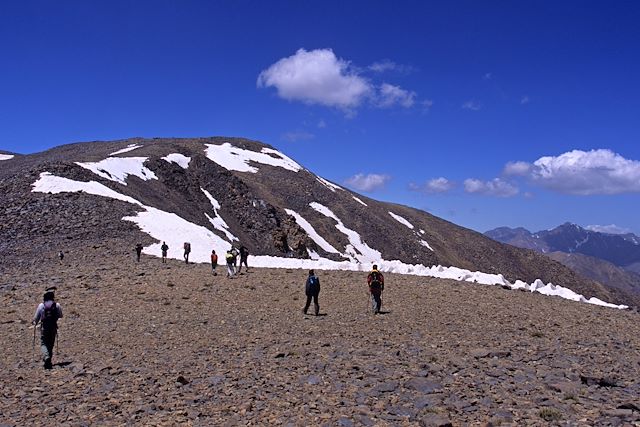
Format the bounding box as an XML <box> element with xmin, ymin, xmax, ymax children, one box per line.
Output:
<box><xmin>303</xmin><ymin>270</ymin><xmax>320</xmax><ymax>316</ymax></box>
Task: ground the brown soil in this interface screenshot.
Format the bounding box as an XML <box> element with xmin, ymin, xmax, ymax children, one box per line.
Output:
<box><xmin>1</xmin><ymin>252</ymin><xmax>639</xmax><ymax>426</ymax></box>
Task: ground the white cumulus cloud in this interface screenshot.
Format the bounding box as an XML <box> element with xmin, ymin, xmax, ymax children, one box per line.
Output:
<box><xmin>410</xmin><ymin>177</ymin><xmax>455</xmax><ymax>194</ymax></box>
<box><xmin>586</xmin><ymin>224</ymin><xmax>632</xmax><ymax>235</ymax></box>
<box><xmin>464</xmin><ymin>178</ymin><xmax>519</xmax><ymax>197</ymax></box>
<box><xmin>377</xmin><ymin>83</ymin><xmax>416</xmax><ymax>108</ymax></box>
<box><xmin>344</xmin><ymin>173</ymin><xmax>391</xmax><ymax>192</ymax></box>
<box><xmin>257</xmin><ymin>48</ymin><xmax>372</xmax><ymax>110</ymax></box>
<box><xmin>503</xmin><ymin>161</ymin><xmax>532</xmax><ymax>176</ymax></box>
<box><xmin>509</xmin><ymin>149</ymin><xmax>640</xmax><ymax>195</ymax></box>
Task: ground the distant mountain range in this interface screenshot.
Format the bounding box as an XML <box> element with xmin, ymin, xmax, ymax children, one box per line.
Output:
<box><xmin>485</xmin><ymin>223</ymin><xmax>640</xmax><ymax>306</ymax></box>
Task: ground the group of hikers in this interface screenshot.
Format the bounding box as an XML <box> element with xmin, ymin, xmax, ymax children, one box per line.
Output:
<box><xmin>40</xmin><ymin>249</ymin><xmax>385</xmax><ymax>370</ymax></box>
<box><xmin>136</xmin><ymin>241</ymin><xmax>250</xmax><ymax>277</ymax></box>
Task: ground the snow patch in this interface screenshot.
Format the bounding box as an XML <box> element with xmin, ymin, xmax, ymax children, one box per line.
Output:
<box><xmin>310</xmin><ymin>202</ymin><xmax>382</xmax><ymax>263</ymax></box>
<box><xmin>419</xmin><ymin>229</ymin><xmax>425</xmax><ymax>235</ymax></box>
<box><xmin>110</xmin><ymin>144</ymin><xmax>142</xmax><ymax>156</ymax></box>
<box><xmin>31</xmin><ymin>172</ymin><xmax>629</xmax><ymax>310</ymax></box>
<box><xmin>285</xmin><ymin>208</ymin><xmax>340</xmax><ymax>254</ymax></box>
<box><xmin>75</xmin><ymin>157</ymin><xmax>157</xmax><ymax>185</ymax></box>
<box><xmin>352</xmin><ymin>196</ymin><xmax>367</xmax><ymax>206</ymax></box>
<box><xmin>201</xmin><ymin>188</ymin><xmax>238</xmax><ymax>242</ymax></box>
<box><xmin>204</xmin><ymin>143</ymin><xmax>302</xmax><ymax>173</ymax></box>
<box><xmin>162</xmin><ymin>153</ymin><xmax>191</xmax><ymax>169</ymax></box>
<box><xmin>316</xmin><ymin>176</ymin><xmax>344</xmax><ymax>192</ymax></box>
<box><xmin>419</xmin><ymin>240</ymin><xmax>434</xmax><ymax>251</ymax></box>
<box><xmin>0</xmin><ymin>154</ymin><xmax>15</xmax><ymax>161</ymax></box>
<box><xmin>389</xmin><ymin>211</ymin><xmax>414</xmax><ymax>229</ymax></box>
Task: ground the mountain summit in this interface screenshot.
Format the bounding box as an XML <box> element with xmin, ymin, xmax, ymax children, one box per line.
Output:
<box><xmin>0</xmin><ymin>137</ymin><xmax>628</xmax><ymax>307</ymax></box>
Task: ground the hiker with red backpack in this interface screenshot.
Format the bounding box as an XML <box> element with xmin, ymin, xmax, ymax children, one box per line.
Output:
<box><xmin>32</xmin><ymin>287</ymin><xmax>63</xmax><ymax>369</ymax></box>
<box><xmin>367</xmin><ymin>265</ymin><xmax>385</xmax><ymax>314</ymax></box>
<box><xmin>303</xmin><ymin>269</ymin><xmax>320</xmax><ymax>316</ymax></box>
<box><xmin>210</xmin><ymin>249</ymin><xmax>218</xmax><ymax>275</ymax></box>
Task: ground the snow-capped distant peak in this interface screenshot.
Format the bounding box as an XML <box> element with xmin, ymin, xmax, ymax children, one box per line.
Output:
<box><xmin>204</xmin><ymin>143</ymin><xmax>302</xmax><ymax>173</ymax></box>
<box><xmin>75</xmin><ymin>157</ymin><xmax>158</xmax><ymax>185</ymax></box>
<box><xmin>0</xmin><ymin>154</ymin><xmax>15</xmax><ymax>161</ymax></box>
<box><xmin>110</xmin><ymin>143</ymin><xmax>142</xmax><ymax>156</ymax></box>
<box><xmin>389</xmin><ymin>211</ymin><xmax>414</xmax><ymax>229</ymax></box>
<box><xmin>162</xmin><ymin>153</ymin><xmax>191</xmax><ymax>169</ymax></box>
<box><xmin>316</xmin><ymin>176</ymin><xmax>343</xmax><ymax>192</ymax></box>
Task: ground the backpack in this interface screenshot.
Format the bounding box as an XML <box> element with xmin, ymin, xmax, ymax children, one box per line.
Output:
<box><xmin>369</xmin><ymin>271</ymin><xmax>382</xmax><ymax>289</ymax></box>
<box><xmin>41</xmin><ymin>300</ymin><xmax>59</xmax><ymax>332</ymax></box>
<box><xmin>309</xmin><ymin>276</ymin><xmax>319</xmax><ymax>287</ymax></box>
<box><xmin>184</xmin><ymin>242</ymin><xmax>191</xmax><ymax>252</ymax></box>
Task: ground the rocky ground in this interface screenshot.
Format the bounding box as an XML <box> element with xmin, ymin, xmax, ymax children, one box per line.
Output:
<box><xmin>1</xmin><ymin>250</ymin><xmax>639</xmax><ymax>426</ymax></box>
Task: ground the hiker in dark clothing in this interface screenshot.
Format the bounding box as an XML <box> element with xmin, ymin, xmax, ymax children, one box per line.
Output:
<box><xmin>32</xmin><ymin>287</ymin><xmax>63</xmax><ymax>369</ymax></box>
<box><xmin>183</xmin><ymin>242</ymin><xmax>191</xmax><ymax>264</ymax></box>
<box><xmin>367</xmin><ymin>265</ymin><xmax>385</xmax><ymax>314</ymax></box>
<box><xmin>303</xmin><ymin>269</ymin><xmax>320</xmax><ymax>316</ymax></box>
<box><xmin>57</xmin><ymin>251</ymin><xmax>64</xmax><ymax>263</ymax></box>
<box><xmin>161</xmin><ymin>242</ymin><xmax>169</xmax><ymax>263</ymax></box>
<box><xmin>135</xmin><ymin>243</ymin><xmax>143</xmax><ymax>262</ymax></box>
<box><xmin>238</xmin><ymin>245</ymin><xmax>249</xmax><ymax>273</ymax></box>
<box><xmin>210</xmin><ymin>249</ymin><xmax>218</xmax><ymax>275</ymax></box>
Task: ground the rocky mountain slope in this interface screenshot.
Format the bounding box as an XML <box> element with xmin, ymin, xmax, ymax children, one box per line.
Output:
<box><xmin>1</xmin><ymin>254</ymin><xmax>639</xmax><ymax>425</ymax></box>
<box><xmin>0</xmin><ymin>137</ymin><xmax>627</xmax><ymax>307</ymax></box>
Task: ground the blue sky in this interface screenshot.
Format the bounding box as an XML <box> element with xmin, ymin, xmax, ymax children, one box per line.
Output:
<box><xmin>2</xmin><ymin>1</ymin><xmax>639</xmax><ymax>234</ymax></box>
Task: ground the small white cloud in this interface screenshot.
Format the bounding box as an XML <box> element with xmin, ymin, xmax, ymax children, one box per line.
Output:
<box><xmin>462</xmin><ymin>100</ymin><xmax>482</xmax><ymax>111</ymax></box>
<box><xmin>503</xmin><ymin>161</ymin><xmax>532</xmax><ymax>176</ymax></box>
<box><xmin>483</xmin><ymin>72</ymin><xmax>492</xmax><ymax>80</ymax></box>
<box><xmin>344</xmin><ymin>173</ymin><xmax>391</xmax><ymax>192</ymax></box>
<box><xmin>586</xmin><ymin>224</ymin><xmax>632</xmax><ymax>235</ymax></box>
<box><xmin>421</xmin><ymin>99</ymin><xmax>434</xmax><ymax>112</ymax></box>
<box><xmin>410</xmin><ymin>177</ymin><xmax>455</xmax><ymax>194</ymax></box>
<box><xmin>257</xmin><ymin>48</ymin><xmax>372</xmax><ymax>110</ymax></box>
<box><xmin>281</xmin><ymin>131</ymin><xmax>315</xmax><ymax>142</ymax></box>
<box><xmin>377</xmin><ymin>83</ymin><xmax>416</xmax><ymax>108</ymax></box>
<box><xmin>520</xmin><ymin>149</ymin><xmax>640</xmax><ymax>195</ymax></box>
<box><xmin>368</xmin><ymin>60</ymin><xmax>415</xmax><ymax>74</ymax></box>
<box><xmin>369</xmin><ymin>60</ymin><xmax>397</xmax><ymax>73</ymax></box>
<box><xmin>464</xmin><ymin>178</ymin><xmax>519</xmax><ymax>197</ymax></box>
<box><xmin>521</xmin><ymin>95</ymin><xmax>530</xmax><ymax>105</ymax></box>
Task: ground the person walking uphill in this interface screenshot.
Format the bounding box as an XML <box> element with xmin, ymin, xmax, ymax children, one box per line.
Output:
<box><xmin>210</xmin><ymin>249</ymin><xmax>218</xmax><ymax>275</ymax></box>
<box><xmin>238</xmin><ymin>245</ymin><xmax>249</xmax><ymax>273</ymax></box>
<box><xmin>161</xmin><ymin>241</ymin><xmax>169</xmax><ymax>263</ymax></box>
<box><xmin>367</xmin><ymin>265</ymin><xmax>385</xmax><ymax>314</ymax></box>
<box><xmin>32</xmin><ymin>287</ymin><xmax>63</xmax><ymax>369</ymax></box>
<box><xmin>225</xmin><ymin>249</ymin><xmax>236</xmax><ymax>278</ymax></box>
<box><xmin>135</xmin><ymin>243</ymin><xmax>143</xmax><ymax>262</ymax></box>
<box><xmin>303</xmin><ymin>270</ymin><xmax>320</xmax><ymax>316</ymax></box>
<box><xmin>183</xmin><ymin>242</ymin><xmax>191</xmax><ymax>264</ymax></box>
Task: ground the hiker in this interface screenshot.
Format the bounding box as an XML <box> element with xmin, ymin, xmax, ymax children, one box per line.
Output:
<box><xmin>57</xmin><ymin>251</ymin><xmax>64</xmax><ymax>262</ymax></box>
<box><xmin>135</xmin><ymin>243</ymin><xmax>143</xmax><ymax>262</ymax></box>
<box><xmin>183</xmin><ymin>242</ymin><xmax>191</xmax><ymax>264</ymax></box>
<box><xmin>161</xmin><ymin>241</ymin><xmax>169</xmax><ymax>263</ymax></box>
<box><xmin>231</xmin><ymin>246</ymin><xmax>239</xmax><ymax>269</ymax></box>
<box><xmin>210</xmin><ymin>249</ymin><xmax>218</xmax><ymax>275</ymax></box>
<box><xmin>303</xmin><ymin>269</ymin><xmax>320</xmax><ymax>316</ymax></box>
<box><xmin>367</xmin><ymin>264</ymin><xmax>385</xmax><ymax>314</ymax></box>
<box><xmin>225</xmin><ymin>249</ymin><xmax>236</xmax><ymax>278</ymax></box>
<box><xmin>238</xmin><ymin>245</ymin><xmax>249</xmax><ymax>273</ymax></box>
<box><xmin>32</xmin><ymin>287</ymin><xmax>63</xmax><ymax>370</ymax></box>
